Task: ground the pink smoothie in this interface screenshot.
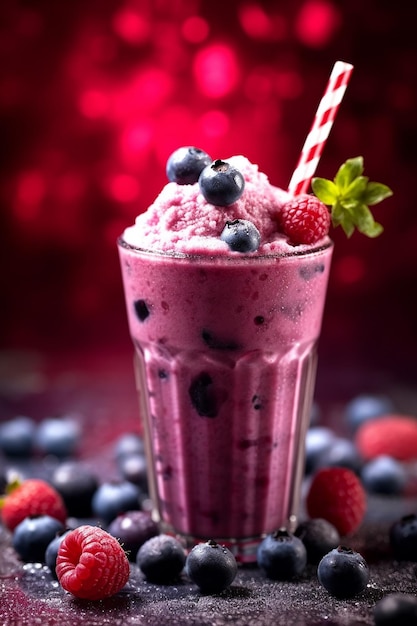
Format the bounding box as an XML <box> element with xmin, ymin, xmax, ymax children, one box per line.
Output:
<box><xmin>118</xmin><ymin>154</ymin><xmax>333</xmax><ymax>561</ymax></box>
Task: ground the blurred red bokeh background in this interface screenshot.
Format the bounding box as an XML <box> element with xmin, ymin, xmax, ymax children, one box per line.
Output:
<box><xmin>0</xmin><ymin>0</ymin><xmax>416</xmax><ymax>386</ymax></box>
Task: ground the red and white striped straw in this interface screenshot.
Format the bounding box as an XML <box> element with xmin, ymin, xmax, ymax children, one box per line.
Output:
<box><xmin>288</xmin><ymin>61</ymin><xmax>354</xmax><ymax>196</ymax></box>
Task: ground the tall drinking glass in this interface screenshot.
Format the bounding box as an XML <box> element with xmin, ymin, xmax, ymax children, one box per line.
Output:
<box><xmin>118</xmin><ymin>238</ymin><xmax>333</xmax><ymax>563</ymax></box>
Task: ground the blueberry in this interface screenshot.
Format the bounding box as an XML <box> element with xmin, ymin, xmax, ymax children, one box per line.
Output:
<box><xmin>294</xmin><ymin>518</ymin><xmax>340</xmax><ymax>565</ymax></box>
<box><xmin>13</xmin><ymin>515</ymin><xmax>65</xmax><ymax>563</ymax></box>
<box><xmin>389</xmin><ymin>514</ymin><xmax>417</xmax><ymax>561</ymax></box>
<box><xmin>0</xmin><ymin>416</ymin><xmax>36</xmax><ymax>457</ymax></box>
<box><xmin>361</xmin><ymin>455</ymin><xmax>407</xmax><ymax>495</ymax></box>
<box><xmin>45</xmin><ymin>529</ymin><xmax>71</xmax><ymax>578</ymax></box>
<box><xmin>166</xmin><ymin>146</ymin><xmax>212</xmax><ymax>184</ymax></box>
<box><xmin>185</xmin><ymin>539</ymin><xmax>238</xmax><ymax>594</ymax></box>
<box><xmin>35</xmin><ymin>416</ymin><xmax>81</xmax><ymax>458</ymax></box>
<box><xmin>50</xmin><ymin>462</ymin><xmax>98</xmax><ymax>517</ymax></box>
<box><xmin>91</xmin><ymin>481</ymin><xmax>142</xmax><ymax>525</ymax></box>
<box><xmin>374</xmin><ymin>593</ymin><xmax>417</xmax><ymax>625</ymax></box>
<box><xmin>317</xmin><ymin>545</ymin><xmax>369</xmax><ymax>598</ymax></box>
<box><xmin>199</xmin><ymin>159</ymin><xmax>245</xmax><ymax>206</ymax></box>
<box><xmin>257</xmin><ymin>529</ymin><xmax>307</xmax><ymax>580</ymax></box>
<box><xmin>304</xmin><ymin>427</ymin><xmax>336</xmax><ymax>475</ymax></box>
<box><xmin>118</xmin><ymin>454</ymin><xmax>148</xmax><ymax>491</ymax></box>
<box><xmin>137</xmin><ymin>534</ymin><xmax>186</xmax><ymax>583</ymax></box>
<box><xmin>108</xmin><ymin>510</ymin><xmax>159</xmax><ymax>561</ymax></box>
<box><xmin>316</xmin><ymin>437</ymin><xmax>363</xmax><ymax>474</ymax></box>
<box><xmin>114</xmin><ymin>432</ymin><xmax>145</xmax><ymax>461</ymax></box>
<box><xmin>344</xmin><ymin>393</ymin><xmax>394</xmax><ymax>431</ymax></box>
<box><xmin>220</xmin><ymin>219</ymin><xmax>261</xmax><ymax>253</ymax></box>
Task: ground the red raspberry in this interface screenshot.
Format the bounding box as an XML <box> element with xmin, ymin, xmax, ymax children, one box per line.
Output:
<box><xmin>306</xmin><ymin>467</ymin><xmax>366</xmax><ymax>536</ymax></box>
<box><xmin>0</xmin><ymin>478</ymin><xmax>67</xmax><ymax>531</ymax></box>
<box><xmin>355</xmin><ymin>414</ymin><xmax>417</xmax><ymax>461</ymax></box>
<box><xmin>279</xmin><ymin>194</ymin><xmax>331</xmax><ymax>245</ymax></box>
<box><xmin>56</xmin><ymin>525</ymin><xmax>130</xmax><ymax>600</ymax></box>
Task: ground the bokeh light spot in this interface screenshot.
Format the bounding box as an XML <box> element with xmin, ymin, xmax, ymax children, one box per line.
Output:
<box><xmin>334</xmin><ymin>254</ymin><xmax>366</xmax><ymax>285</ymax></box>
<box><xmin>238</xmin><ymin>3</ymin><xmax>285</xmax><ymax>40</ymax></box>
<box><xmin>112</xmin><ymin>7</ymin><xmax>151</xmax><ymax>45</ymax></box>
<box><xmin>107</xmin><ymin>174</ymin><xmax>140</xmax><ymax>203</ymax></box>
<box><xmin>275</xmin><ymin>70</ymin><xmax>304</xmax><ymax>99</ymax></box>
<box><xmin>244</xmin><ymin>68</ymin><xmax>274</xmax><ymax>103</ymax></box>
<box><xmin>79</xmin><ymin>89</ymin><xmax>110</xmax><ymax>118</ymax></box>
<box><xmin>181</xmin><ymin>16</ymin><xmax>209</xmax><ymax>43</ymax></box>
<box><xmin>114</xmin><ymin>69</ymin><xmax>173</xmax><ymax>117</ymax></box>
<box><xmin>193</xmin><ymin>43</ymin><xmax>240</xmax><ymax>98</ymax></box>
<box><xmin>120</xmin><ymin>122</ymin><xmax>154</xmax><ymax>163</ymax></box>
<box><xmin>14</xmin><ymin>171</ymin><xmax>46</xmax><ymax>221</ymax></box>
<box><xmin>199</xmin><ymin>110</ymin><xmax>230</xmax><ymax>139</ymax></box>
<box><xmin>294</xmin><ymin>0</ymin><xmax>341</xmax><ymax>48</ymax></box>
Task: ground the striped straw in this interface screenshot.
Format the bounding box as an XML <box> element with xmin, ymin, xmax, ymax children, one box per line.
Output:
<box><xmin>288</xmin><ymin>61</ymin><xmax>354</xmax><ymax>196</ymax></box>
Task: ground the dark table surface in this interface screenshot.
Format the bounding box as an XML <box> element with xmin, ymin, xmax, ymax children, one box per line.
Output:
<box><xmin>1</xmin><ymin>347</ymin><xmax>417</xmax><ymax>626</ymax></box>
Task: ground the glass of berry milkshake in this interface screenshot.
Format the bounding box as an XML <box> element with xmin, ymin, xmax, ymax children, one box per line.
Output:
<box><xmin>118</xmin><ymin>148</ymin><xmax>336</xmax><ymax>562</ymax></box>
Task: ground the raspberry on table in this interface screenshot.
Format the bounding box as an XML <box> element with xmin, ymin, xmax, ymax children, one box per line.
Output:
<box><xmin>56</xmin><ymin>525</ymin><xmax>130</xmax><ymax>600</ymax></box>
<box><xmin>355</xmin><ymin>414</ymin><xmax>417</xmax><ymax>461</ymax></box>
<box><xmin>0</xmin><ymin>478</ymin><xmax>67</xmax><ymax>531</ymax></box>
<box><xmin>306</xmin><ymin>467</ymin><xmax>366</xmax><ymax>536</ymax></box>
<box><xmin>279</xmin><ymin>194</ymin><xmax>331</xmax><ymax>245</ymax></box>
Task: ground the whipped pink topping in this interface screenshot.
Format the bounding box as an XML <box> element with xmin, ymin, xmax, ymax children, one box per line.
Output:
<box><xmin>122</xmin><ymin>156</ymin><xmax>327</xmax><ymax>255</ymax></box>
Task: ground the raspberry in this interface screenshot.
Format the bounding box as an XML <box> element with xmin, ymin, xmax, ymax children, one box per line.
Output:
<box><xmin>0</xmin><ymin>478</ymin><xmax>67</xmax><ymax>531</ymax></box>
<box><xmin>279</xmin><ymin>194</ymin><xmax>330</xmax><ymax>245</ymax></box>
<box><xmin>355</xmin><ymin>414</ymin><xmax>417</xmax><ymax>461</ymax></box>
<box><xmin>56</xmin><ymin>525</ymin><xmax>130</xmax><ymax>600</ymax></box>
<box><xmin>306</xmin><ymin>467</ymin><xmax>366</xmax><ymax>536</ymax></box>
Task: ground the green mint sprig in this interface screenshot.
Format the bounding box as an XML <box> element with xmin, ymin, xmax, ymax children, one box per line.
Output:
<box><xmin>311</xmin><ymin>156</ymin><xmax>393</xmax><ymax>238</ymax></box>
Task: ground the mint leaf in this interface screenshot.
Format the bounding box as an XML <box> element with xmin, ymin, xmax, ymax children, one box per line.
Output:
<box><xmin>311</xmin><ymin>156</ymin><xmax>392</xmax><ymax>239</ymax></box>
<box><xmin>345</xmin><ymin>176</ymin><xmax>368</xmax><ymax>200</ymax></box>
<box><xmin>334</xmin><ymin>156</ymin><xmax>364</xmax><ymax>190</ymax></box>
<box><xmin>311</xmin><ymin>178</ymin><xmax>338</xmax><ymax>204</ymax></box>
<box><xmin>364</xmin><ymin>182</ymin><xmax>393</xmax><ymax>206</ymax></box>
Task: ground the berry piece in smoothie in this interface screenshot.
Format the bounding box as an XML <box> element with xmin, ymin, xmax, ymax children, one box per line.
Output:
<box><xmin>134</xmin><ymin>299</ymin><xmax>150</xmax><ymax>322</ymax></box>
<box><xmin>201</xmin><ymin>329</ymin><xmax>239</xmax><ymax>351</ymax></box>
<box><xmin>198</xmin><ymin>159</ymin><xmax>245</xmax><ymax>206</ymax></box>
<box><xmin>136</xmin><ymin>534</ymin><xmax>186</xmax><ymax>583</ymax></box>
<box><xmin>257</xmin><ymin>529</ymin><xmax>307</xmax><ymax>580</ymax></box>
<box><xmin>186</xmin><ymin>539</ymin><xmax>238</xmax><ymax>594</ymax></box>
<box><xmin>279</xmin><ymin>194</ymin><xmax>330</xmax><ymax>245</ymax></box>
<box><xmin>373</xmin><ymin>593</ymin><xmax>417</xmax><ymax>625</ymax></box>
<box><xmin>389</xmin><ymin>514</ymin><xmax>417</xmax><ymax>561</ymax></box>
<box><xmin>56</xmin><ymin>525</ymin><xmax>130</xmax><ymax>600</ymax></box>
<box><xmin>189</xmin><ymin>372</ymin><xmax>219</xmax><ymax>417</ymax></box>
<box><xmin>166</xmin><ymin>146</ymin><xmax>212</xmax><ymax>184</ymax></box>
<box><xmin>317</xmin><ymin>545</ymin><xmax>369</xmax><ymax>598</ymax></box>
<box><xmin>13</xmin><ymin>514</ymin><xmax>65</xmax><ymax>563</ymax></box>
<box><xmin>220</xmin><ymin>219</ymin><xmax>261</xmax><ymax>252</ymax></box>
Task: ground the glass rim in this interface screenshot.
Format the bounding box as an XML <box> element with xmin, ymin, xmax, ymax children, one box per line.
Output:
<box><xmin>117</xmin><ymin>236</ymin><xmax>333</xmax><ymax>262</ymax></box>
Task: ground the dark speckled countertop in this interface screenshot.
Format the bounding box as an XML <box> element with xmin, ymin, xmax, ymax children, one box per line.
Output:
<box><xmin>0</xmin><ymin>348</ymin><xmax>417</xmax><ymax>626</ymax></box>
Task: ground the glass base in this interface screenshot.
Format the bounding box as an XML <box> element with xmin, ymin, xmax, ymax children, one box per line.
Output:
<box><xmin>158</xmin><ymin>515</ymin><xmax>299</xmax><ymax>565</ymax></box>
